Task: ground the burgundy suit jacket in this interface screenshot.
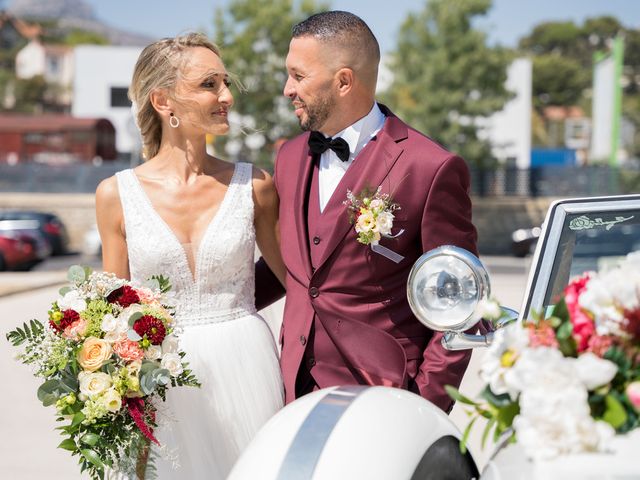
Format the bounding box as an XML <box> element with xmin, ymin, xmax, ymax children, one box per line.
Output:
<box><xmin>272</xmin><ymin>104</ymin><xmax>478</xmax><ymax>411</ymax></box>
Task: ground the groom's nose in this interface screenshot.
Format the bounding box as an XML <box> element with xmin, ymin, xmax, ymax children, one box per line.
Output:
<box><xmin>283</xmin><ymin>76</ymin><xmax>295</xmax><ymax>98</ymax></box>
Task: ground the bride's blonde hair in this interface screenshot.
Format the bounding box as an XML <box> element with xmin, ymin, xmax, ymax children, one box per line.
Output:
<box><xmin>128</xmin><ymin>33</ymin><xmax>222</xmax><ymax>160</ymax></box>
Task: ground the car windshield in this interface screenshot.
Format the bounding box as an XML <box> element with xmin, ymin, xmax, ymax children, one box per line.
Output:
<box><xmin>521</xmin><ymin>196</ymin><xmax>640</xmax><ymax>320</ymax></box>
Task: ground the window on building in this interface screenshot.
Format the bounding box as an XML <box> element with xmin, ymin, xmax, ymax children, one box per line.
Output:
<box><xmin>110</xmin><ymin>87</ymin><xmax>131</xmax><ymax>107</ymax></box>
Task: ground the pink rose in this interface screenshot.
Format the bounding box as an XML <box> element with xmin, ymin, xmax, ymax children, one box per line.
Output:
<box><xmin>135</xmin><ymin>287</ymin><xmax>159</xmax><ymax>304</ymax></box>
<box><xmin>626</xmin><ymin>381</ymin><xmax>640</xmax><ymax>411</ymax></box>
<box><xmin>113</xmin><ymin>340</ymin><xmax>145</xmax><ymax>362</ymax></box>
<box><xmin>62</xmin><ymin>318</ymin><xmax>88</xmax><ymax>341</ymax></box>
<box><xmin>564</xmin><ymin>274</ymin><xmax>596</xmax><ymax>352</ymax></box>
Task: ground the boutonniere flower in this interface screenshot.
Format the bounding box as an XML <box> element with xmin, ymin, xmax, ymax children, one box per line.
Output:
<box><xmin>344</xmin><ymin>187</ymin><xmax>405</xmax><ymax>263</ymax></box>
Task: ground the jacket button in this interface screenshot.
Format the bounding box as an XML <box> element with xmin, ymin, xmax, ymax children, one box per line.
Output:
<box><xmin>313</xmin><ymin>236</ymin><xmax>321</xmax><ymax>245</ymax></box>
<box><xmin>299</xmin><ymin>335</ymin><xmax>307</xmax><ymax>346</ymax></box>
<box><xmin>309</xmin><ymin>287</ymin><xmax>319</xmax><ymax>298</ymax></box>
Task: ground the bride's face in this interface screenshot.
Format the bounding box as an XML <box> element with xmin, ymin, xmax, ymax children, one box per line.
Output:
<box><xmin>172</xmin><ymin>47</ymin><xmax>233</xmax><ymax>136</ymax></box>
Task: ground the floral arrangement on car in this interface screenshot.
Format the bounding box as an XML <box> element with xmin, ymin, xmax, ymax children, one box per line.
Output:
<box><xmin>447</xmin><ymin>252</ymin><xmax>640</xmax><ymax>461</ymax></box>
<box><xmin>6</xmin><ymin>266</ymin><xmax>200</xmax><ymax>479</ymax></box>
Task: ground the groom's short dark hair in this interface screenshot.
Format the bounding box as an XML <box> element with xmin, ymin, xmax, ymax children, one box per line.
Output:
<box><xmin>292</xmin><ymin>11</ymin><xmax>380</xmax><ymax>66</ymax></box>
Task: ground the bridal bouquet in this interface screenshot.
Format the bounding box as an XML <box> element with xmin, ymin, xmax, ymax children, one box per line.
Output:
<box><xmin>448</xmin><ymin>252</ymin><xmax>640</xmax><ymax>460</ymax></box>
<box><xmin>6</xmin><ymin>266</ymin><xmax>199</xmax><ymax>479</ymax></box>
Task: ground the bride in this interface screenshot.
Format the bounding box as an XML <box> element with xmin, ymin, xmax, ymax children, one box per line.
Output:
<box><xmin>95</xmin><ymin>33</ymin><xmax>285</xmax><ymax>478</ymax></box>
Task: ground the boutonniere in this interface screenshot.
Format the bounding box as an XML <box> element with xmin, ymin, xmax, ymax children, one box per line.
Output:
<box><xmin>344</xmin><ymin>186</ymin><xmax>405</xmax><ymax>263</ymax></box>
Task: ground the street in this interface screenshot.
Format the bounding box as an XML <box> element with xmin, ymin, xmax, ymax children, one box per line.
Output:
<box><xmin>0</xmin><ymin>255</ymin><xmax>531</xmax><ymax>478</ymax></box>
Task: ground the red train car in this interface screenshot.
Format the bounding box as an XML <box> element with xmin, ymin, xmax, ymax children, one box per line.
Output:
<box><xmin>0</xmin><ymin>114</ymin><xmax>117</xmax><ymax>164</ymax></box>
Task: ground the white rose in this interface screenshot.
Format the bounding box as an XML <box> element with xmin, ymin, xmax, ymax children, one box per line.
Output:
<box><xmin>145</xmin><ymin>345</ymin><xmax>162</xmax><ymax>360</ymax></box>
<box><xmin>376</xmin><ymin>211</ymin><xmax>394</xmax><ymax>236</ymax></box>
<box><xmin>369</xmin><ymin>198</ymin><xmax>384</xmax><ymax>211</ymax></box>
<box><xmin>57</xmin><ymin>290</ymin><xmax>87</xmax><ymax>313</ymax></box>
<box><xmin>100</xmin><ymin>388</ymin><xmax>122</xmax><ymax>413</ymax></box>
<box><xmin>161</xmin><ymin>335</ymin><xmax>179</xmax><ymax>354</ymax></box>
<box><xmin>572</xmin><ymin>352</ymin><xmax>617</xmax><ymax>390</ymax></box>
<box><xmin>355</xmin><ymin>211</ymin><xmax>375</xmax><ymax>233</ymax></box>
<box><xmin>101</xmin><ymin>313</ymin><xmax>117</xmax><ymax>333</ymax></box>
<box><xmin>78</xmin><ymin>371</ymin><xmax>112</xmax><ymax>397</ymax></box>
<box><xmin>161</xmin><ymin>353</ymin><xmax>183</xmax><ymax>376</ymax></box>
<box><xmin>472</xmin><ymin>298</ymin><xmax>502</xmax><ymax>322</ymax></box>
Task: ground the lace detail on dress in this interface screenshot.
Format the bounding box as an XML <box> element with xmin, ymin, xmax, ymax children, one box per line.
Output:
<box><xmin>116</xmin><ymin>162</ymin><xmax>257</xmax><ymax>326</ymax></box>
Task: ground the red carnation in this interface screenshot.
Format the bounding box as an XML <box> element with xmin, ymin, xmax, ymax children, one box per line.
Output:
<box><xmin>107</xmin><ymin>285</ymin><xmax>140</xmax><ymax>308</ymax></box>
<box><xmin>50</xmin><ymin>309</ymin><xmax>80</xmax><ymax>333</ymax></box>
<box><xmin>133</xmin><ymin>315</ymin><xmax>166</xmax><ymax>345</ymax></box>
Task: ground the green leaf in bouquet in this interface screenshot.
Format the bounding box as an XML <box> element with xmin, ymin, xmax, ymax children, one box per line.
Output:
<box><xmin>58</xmin><ymin>438</ymin><xmax>77</xmax><ymax>451</ymax></box>
<box><xmin>83</xmin><ymin>266</ymin><xmax>93</xmax><ymax>279</ymax></box>
<box><xmin>70</xmin><ymin>411</ymin><xmax>86</xmax><ymax>428</ymax></box>
<box><xmin>445</xmin><ymin>385</ymin><xmax>478</xmax><ymax>406</ymax></box>
<box><xmin>6</xmin><ymin>319</ymin><xmax>45</xmax><ymax>347</ymax></box>
<box><xmin>127</xmin><ymin>329</ymin><xmax>142</xmax><ymax>341</ymax></box>
<box><xmin>548</xmin><ymin>298</ymin><xmax>569</xmax><ymax>323</ymax></box>
<box><xmin>67</xmin><ymin>265</ymin><xmax>87</xmax><ymax>283</ymax></box>
<box><xmin>496</xmin><ymin>402</ymin><xmax>519</xmax><ymax>432</ymax></box>
<box><xmin>459</xmin><ymin>416</ymin><xmax>478</xmax><ymax>454</ymax></box>
<box><xmin>80</xmin><ymin>448</ymin><xmax>104</xmax><ymax>469</ymax></box>
<box><xmin>37</xmin><ymin>379</ymin><xmax>63</xmax><ymax>404</ymax></box>
<box><xmin>80</xmin><ymin>432</ymin><xmax>100</xmax><ymax>447</ymax></box>
<box><xmin>58</xmin><ymin>286</ymin><xmax>72</xmax><ymax>296</ymax></box>
<box><xmin>149</xmin><ymin>274</ymin><xmax>172</xmax><ymax>293</ymax></box>
<box><xmin>603</xmin><ymin>393</ymin><xmax>628</xmax><ymax>429</ymax></box>
<box><xmin>128</xmin><ymin>312</ymin><xmax>143</xmax><ymax>327</ymax></box>
<box><xmin>481</xmin><ymin>416</ymin><xmax>497</xmax><ymax>449</ymax></box>
<box><xmin>480</xmin><ymin>385</ymin><xmax>513</xmax><ymax>408</ymax></box>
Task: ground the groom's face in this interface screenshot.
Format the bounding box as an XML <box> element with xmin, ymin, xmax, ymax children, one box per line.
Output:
<box><xmin>284</xmin><ymin>36</ymin><xmax>338</xmax><ymax>133</ymax></box>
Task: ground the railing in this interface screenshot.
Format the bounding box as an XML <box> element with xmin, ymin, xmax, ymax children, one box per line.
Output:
<box><xmin>0</xmin><ymin>162</ymin><xmax>638</xmax><ymax>197</ymax></box>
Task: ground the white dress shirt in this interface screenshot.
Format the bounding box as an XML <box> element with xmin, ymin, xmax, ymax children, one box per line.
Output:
<box><xmin>318</xmin><ymin>103</ymin><xmax>386</xmax><ymax>212</ymax></box>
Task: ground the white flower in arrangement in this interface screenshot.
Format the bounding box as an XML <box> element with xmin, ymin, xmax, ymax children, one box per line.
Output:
<box><xmin>57</xmin><ymin>290</ymin><xmax>87</xmax><ymax>313</ymax></box>
<box><xmin>355</xmin><ymin>211</ymin><xmax>375</xmax><ymax>233</ymax></box>
<box><xmin>580</xmin><ymin>276</ymin><xmax>630</xmax><ymax>338</ymax></box>
<box><xmin>161</xmin><ymin>353</ymin><xmax>183</xmax><ymax>376</ymax></box>
<box><xmin>480</xmin><ymin>323</ymin><xmax>530</xmax><ymax>399</ymax></box>
<box><xmin>369</xmin><ymin>198</ymin><xmax>385</xmax><ymax>211</ymax></box>
<box><xmin>472</xmin><ymin>297</ymin><xmax>502</xmax><ymax>322</ymax></box>
<box><xmin>145</xmin><ymin>345</ymin><xmax>162</xmax><ymax>360</ymax></box>
<box><xmin>101</xmin><ymin>313</ymin><xmax>118</xmax><ymax>333</ymax></box>
<box><xmin>79</xmin><ymin>371</ymin><xmax>113</xmax><ymax>397</ymax></box>
<box><xmin>572</xmin><ymin>352</ymin><xmax>618</xmax><ymax>391</ymax></box>
<box><xmin>162</xmin><ymin>335</ymin><xmax>179</xmax><ymax>354</ymax></box>
<box><xmin>376</xmin><ymin>211</ymin><xmax>394</xmax><ymax>236</ymax></box>
<box><xmin>100</xmin><ymin>388</ymin><xmax>123</xmax><ymax>413</ymax></box>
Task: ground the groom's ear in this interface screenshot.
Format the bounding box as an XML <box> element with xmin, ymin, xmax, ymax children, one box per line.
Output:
<box><xmin>336</xmin><ymin>68</ymin><xmax>354</xmax><ymax>96</ymax></box>
<box><xmin>149</xmin><ymin>88</ymin><xmax>172</xmax><ymax>117</ymax></box>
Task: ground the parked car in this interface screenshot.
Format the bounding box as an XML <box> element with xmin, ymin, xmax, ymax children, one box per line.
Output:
<box><xmin>0</xmin><ymin>233</ymin><xmax>39</xmax><ymax>270</ymax></box>
<box><xmin>231</xmin><ymin>194</ymin><xmax>640</xmax><ymax>480</ymax></box>
<box><xmin>0</xmin><ymin>211</ymin><xmax>70</xmax><ymax>255</ymax></box>
<box><xmin>0</xmin><ymin>219</ymin><xmax>52</xmax><ymax>260</ymax></box>
<box><xmin>82</xmin><ymin>224</ymin><xmax>102</xmax><ymax>258</ymax></box>
<box><xmin>510</xmin><ymin>226</ymin><xmax>541</xmax><ymax>257</ymax></box>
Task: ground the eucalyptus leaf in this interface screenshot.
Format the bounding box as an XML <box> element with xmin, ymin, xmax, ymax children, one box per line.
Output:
<box><xmin>37</xmin><ymin>379</ymin><xmax>62</xmax><ymax>403</ymax></box>
<box><xmin>128</xmin><ymin>312</ymin><xmax>143</xmax><ymax>327</ymax></box>
<box><xmin>127</xmin><ymin>329</ymin><xmax>142</xmax><ymax>341</ymax></box>
<box><xmin>67</xmin><ymin>265</ymin><xmax>86</xmax><ymax>283</ymax></box>
<box><xmin>58</xmin><ymin>286</ymin><xmax>72</xmax><ymax>296</ymax></box>
<box><xmin>42</xmin><ymin>393</ymin><xmax>58</xmax><ymax>407</ymax></box>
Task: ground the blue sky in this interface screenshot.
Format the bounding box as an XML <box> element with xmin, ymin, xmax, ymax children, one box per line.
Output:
<box><xmin>81</xmin><ymin>0</ymin><xmax>640</xmax><ymax>52</ymax></box>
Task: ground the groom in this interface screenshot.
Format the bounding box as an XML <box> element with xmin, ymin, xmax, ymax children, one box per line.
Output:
<box><xmin>258</xmin><ymin>11</ymin><xmax>478</xmax><ymax>412</ymax></box>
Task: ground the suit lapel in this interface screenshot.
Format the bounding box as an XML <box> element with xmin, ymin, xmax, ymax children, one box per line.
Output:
<box><xmin>293</xmin><ymin>140</ymin><xmax>315</xmax><ymax>280</ymax></box>
<box><xmin>313</xmin><ymin>112</ymin><xmax>408</xmax><ymax>269</ymax></box>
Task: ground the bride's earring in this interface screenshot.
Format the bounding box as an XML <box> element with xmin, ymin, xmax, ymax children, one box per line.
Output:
<box><xmin>169</xmin><ymin>113</ymin><xmax>180</xmax><ymax>128</ymax></box>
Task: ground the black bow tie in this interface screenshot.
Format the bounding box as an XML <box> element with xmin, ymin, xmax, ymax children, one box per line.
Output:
<box><xmin>308</xmin><ymin>131</ymin><xmax>351</xmax><ymax>162</ymax></box>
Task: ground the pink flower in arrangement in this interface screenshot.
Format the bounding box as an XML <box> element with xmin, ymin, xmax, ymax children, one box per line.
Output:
<box><xmin>527</xmin><ymin>322</ymin><xmax>559</xmax><ymax>348</ymax></box>
<box><xmin>627</xmin><ymin>382</ymin><xmax>640</xmax><ymax>412</ymax></box>
<box><xmin>62</xmin><ymin>318</ymin><xmax>88</xmax><ymax>340</ymax></box>
<box><xmin>586</xmin><ymin>334</ymin><xmax>614</xmax><ymax>357</ymax></box>
<box><xmin>113</xmin><ymin>340</ymin><xmax>145</xmax><ymax>362</ymax></box>
<box><xmin>564</xmin><ymin>274</ymin><xmax>596</xmax><ymax>352</ymax></box>
<box><xmin>135</xmin><ymin>287</ymin><xmax>158</xmax><ymax>304</ymax></box>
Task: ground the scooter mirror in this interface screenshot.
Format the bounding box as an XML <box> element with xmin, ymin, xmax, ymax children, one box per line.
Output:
<box><xmin>407</xmin><ymin>245</ymin><xmax>490</xmax><ymax>332</ymax></box>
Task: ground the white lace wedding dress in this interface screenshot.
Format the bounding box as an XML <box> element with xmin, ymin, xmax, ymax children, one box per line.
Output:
<box><xmin>115</xmin><ymin>162</ymin><xmax>284</xmax><ymax>479</ymax></box>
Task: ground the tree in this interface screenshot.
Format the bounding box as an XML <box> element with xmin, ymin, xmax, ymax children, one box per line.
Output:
<box><xmin>531</xmin><ymin>53</ymin><xmax>589</xmax><ymax>111</ymax></box>
<box><xmin>212</xmin><ymin>0</ymin><xmax>328</xmax><ymax>168</ymax></box>
<box><xmin>382</xmin><ymin>0</ymin><xmax>513</xmax><ymax>168</ymax></box>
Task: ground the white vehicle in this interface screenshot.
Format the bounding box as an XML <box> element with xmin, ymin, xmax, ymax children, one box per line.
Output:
<box><xmin>231</xmin><ymin>194</ymin><xmax>640</xmax><ymax>480</ymax></box>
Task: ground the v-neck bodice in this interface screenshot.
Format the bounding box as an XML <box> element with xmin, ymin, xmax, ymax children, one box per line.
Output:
<box><xmin>116</xmin><ymin>162</ymin><xmax>258</xmax><ymax>326</ymax></box>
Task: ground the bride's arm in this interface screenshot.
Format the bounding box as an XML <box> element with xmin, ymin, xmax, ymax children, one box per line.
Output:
<box><xmin>95</xmin><ymin>176</ymin><xmax>130</xmax><ymax>279</ymax></box>
<box><xmin>253</xmin><ymin>168</ymin><xmax>286</xmax><ymax>287</ymax></box>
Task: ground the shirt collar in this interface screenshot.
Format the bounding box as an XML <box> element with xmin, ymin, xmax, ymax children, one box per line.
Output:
<box><xmin>332</xmin><ymin>102</ymin><xmax>386</xmax><ymax>161</ymax></box>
